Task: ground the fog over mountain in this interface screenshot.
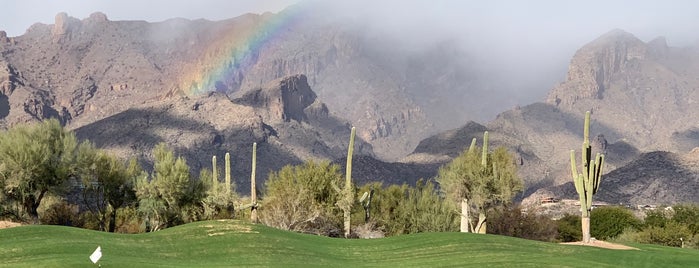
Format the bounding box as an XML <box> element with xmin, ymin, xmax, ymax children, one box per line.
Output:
<box><xmin>3</xmin><ymin>1</ymin><xmax>698</xmax><ymax>123</ymax></box>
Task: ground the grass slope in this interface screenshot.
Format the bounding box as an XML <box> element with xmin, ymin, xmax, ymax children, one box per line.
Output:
<box><xmin>1</xmin><ymin>220</ymin><xmax>698</xmax><ymax>267</ymax></box>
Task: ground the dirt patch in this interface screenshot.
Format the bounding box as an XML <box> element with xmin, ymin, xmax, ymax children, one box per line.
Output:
<box><xmin>0</xmin><ymin>221</ymin><xmax>22</xmax><ymax>229</ymax></box>
<box><xmin>562</xmin><ymin>240</ymin><xmax>638</xmax><ymax>250</ymax></box>
<box><xmin>201</xmin><ymin>220</ymin><xmax>259</xmax><ymax>235</ymax></box>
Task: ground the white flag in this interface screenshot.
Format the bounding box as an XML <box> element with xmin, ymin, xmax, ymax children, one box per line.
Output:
<box><xmin>89</xmin><ymin>246</ymin><xmax>102</xmax><ymax>264</ymax></box>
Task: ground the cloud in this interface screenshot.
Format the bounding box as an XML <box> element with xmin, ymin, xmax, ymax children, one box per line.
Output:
<box><xmin>1</xmin><ymin>0</ymin><xmax>300</xmax><ymax>36</ymax></box>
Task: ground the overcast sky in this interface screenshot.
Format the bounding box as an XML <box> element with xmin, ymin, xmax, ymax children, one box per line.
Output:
<box><xmin>1</xmin><ymin>0</ymin><xmax>300</xmax><ymax>36</ymax></box>
<box><xmin>3</xmin><ymin>1</ymin><xmax>698</xmax><ymax>42</ymax></box>
<box><xmin>2</xmin><ymin>0</ymin><xmax>699</xmax><ymax>109</ymax></box>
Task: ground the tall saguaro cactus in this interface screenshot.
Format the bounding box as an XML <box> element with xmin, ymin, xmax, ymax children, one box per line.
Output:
<box><xmin>250</xmin><ymin>142</ymin><xmax>258</xmax><ymax>223</ymax></box>
<box><xmin>474</xmin><ymin>131</ymin><xmax>489</xmax><ymax>234</ymax></box>
<box><xmin>212</xmin><ymin>155</ymin><xmax>218</xmax><ymax>187</ymax></box>
<box><xmin>225</xmin><ymin>152</ymin><xmax>231</xmax><ymax>195</ymax></box>
<box><xmin>333</xmin><ymin>127</ymin><xmax>356</xmax><ymax>238</ymax></box>
<box><xmin>570</xmin><ymin>111</ymin><xmax>605</xmax><ymax>243</ymax></box>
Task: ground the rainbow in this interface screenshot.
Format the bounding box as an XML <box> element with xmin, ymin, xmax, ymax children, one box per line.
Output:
<box><xmin>178</xmin><ymin>5</ymin><xmax>307</xmax><ymax>96</ymax></box>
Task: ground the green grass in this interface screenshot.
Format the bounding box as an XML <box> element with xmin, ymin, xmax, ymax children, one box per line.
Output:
<box><xmin>1</xmin><ymin>220</ymin><xmax>698</xmax><ymax>267</ymax></box>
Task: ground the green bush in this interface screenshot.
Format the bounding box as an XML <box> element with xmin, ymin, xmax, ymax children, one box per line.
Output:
<box><xmin>260</xmin><ymin>161</ymin><xmax>342</xmax><ymax>235</ymax></box>
<box><xmin>621</xmin><ymin>205</ymin><xmax>699</xmax><ymax>248</ymax></box>
<box><xmin>636</xmin><ymin>221</ymin><xmax>693</xmax><ymax>247</ymax></box>
<box><xmin>590</xmin><ymin>206</ymin><xmax>641</xmax><ymax>240</ymax></box>
<box><xmin>489</xmin><ymin>205</ymin><xmax>558</xmax><ymax>242</ymax></box>
<box><xmin>556</xmin><ymin>214</ymin><xmax>581</xmax><ymax>242</ymax></box>
<box><xmin>671</xmin><ymin>204</ymin><xmax>699</xmax><ymax>235</ymax></box>
<box><xmin>353</xmin><ymin>180</ymin><xmax>457</xmax><ymax>236</ymax></box>
<box><xmin>643</xmin><ymin>209</ymin><xmax>669</xmax><ymax>228</ymax></box>
<box><xmin>114</xmin><ymin>207</ymin><xmax>142</xmax><ymax>233</ymax></box>
<box><xmin>39</xmin><ymin>199</ymin><xmax>83</xmax><ymax>227</ymax></box>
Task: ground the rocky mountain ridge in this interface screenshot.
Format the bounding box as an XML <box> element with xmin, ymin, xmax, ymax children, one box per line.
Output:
<box><xmin>2</xmin><ymin>11</ymin><xmax>699</xmax><ymax>205</ymax></box>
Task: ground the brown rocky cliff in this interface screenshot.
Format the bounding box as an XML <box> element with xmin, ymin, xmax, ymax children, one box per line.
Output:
<box><xmin>233</xmin><ymin>74</ymin><xmax>317</xmax><ymax>123</ymax></box>
<box><xmin>547</xmin><ymin>29</ymin><xmax>647</xmax><ymax>106</ymax></box>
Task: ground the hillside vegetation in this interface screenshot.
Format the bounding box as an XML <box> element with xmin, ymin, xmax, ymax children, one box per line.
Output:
<box><xmin>1</xmin><ymin>220</ymin><xmax>698</xmax><ymax>267</ymax></box>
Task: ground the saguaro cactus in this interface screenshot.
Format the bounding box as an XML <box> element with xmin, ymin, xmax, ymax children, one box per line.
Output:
<box><xmin>570</xmin><ymin>111</ymin><xmax>605</xmax><ymax>243</ymax></box>
<box><xmin>212</xmin><ymin>155</ymin><xmax>218</xmax><ymax>187</ymax></box>
<box><xmin>225</xmin><ymin>152</ymin><xmax>231</xmax><ymax>194</ymax></box>
<box><xmin>333</xmin><ymin>127</ymin><xmax>356</xmax><ymax>238</ymax></box>
<box><xmin>359</xmin><ymin>188</ymin><xmax>374</xmax><ymax>223</ymax></box>
<box><xmin>474</xmin><ymin>131</ymin><xmax>489</xmax><ymax>234</ymax></box>
<box><xmin>250</xmin><ymin>142</ymin><xmax>258</xmax><ymax>223</ymax></box>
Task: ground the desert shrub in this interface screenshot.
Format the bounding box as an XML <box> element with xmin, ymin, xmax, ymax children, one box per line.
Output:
<box><xmin>114</xmin><ymin>206</ymin><xmax>142</xmax><ymax>233</ymax></box>
<box><xmin>621</xmin><ymin>205</ymin><xmax>699</xmax><ymax>248</ymax></box>
<box><xmin>79</xmin><ymin>211</ymin><xmax>102</xmax><ymax>231</ymax></box>
<box><xmin>354</xmin><ymin>222</ymin><xmax>385</xmax><ymax>239</ymax></box>
<box><xmin>489</xmin><ymin>205</ymin><xmax>558</xmax><ymax>242</ymax></box>
<box><xmin>590</xmin><ymin>206</ymin><xmax>641</xmax><ymax>240</ymax></box>
<box><xmin>199</xmin><ymin>168</ymin><xmax>237</xmax><ymax>220</ymax></box>
<box><xmin>399</xmin><ymin>179</ymin><xmax>458</xmax><ymax>234</ymax></box>
<box><xmin>354</xmin><ymin>180</ymin><xmax>457</xmax><ymax>236</ymax></box>
<box><xmin>260</xmin><ymin>161</ymin><xmax>342</xmax><ymax>235</ymax></box>
<box><xmin>643</xmin><ymin>209</ymin><xmax>669</xmax><ymax>228</ymax></box>
<box><xmin>611</xmin><ymin>227</ymin><xmax>642</xmax><ymax>244</ymax></box>
<box><xmin>556</xmin><ymin>214</ymin><xmax>581</xmax><ymax>242</ymax></box>
<box><xmin>39</xmin><ymin>199</ymin><xmax>83</xmax><ymax>227</ymax></box>
<box><xmin>670</xmin><ymin>204</ymin><xmax>699</xmax><ymax>235</ymax></box>
<box><xmin>635</xmin><ymin>221</ymin><xmax>693</xmax><ymax>247</ymax></box>
<box><xmin>135</xmin><ymin>143</ymin><xmax>205</xmax><ymax>231</ymax></box>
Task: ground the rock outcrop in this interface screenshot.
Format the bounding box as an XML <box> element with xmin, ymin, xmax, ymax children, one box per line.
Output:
<box><xmin>547</xmin><ymin>29</ymin><xmax>647</xmax><ymax>106</ymax></box>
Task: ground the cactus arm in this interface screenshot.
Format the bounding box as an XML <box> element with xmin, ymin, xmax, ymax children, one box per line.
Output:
<box><xmin>581</xmin><ymin>141</ymin><xmax>590</xmax><ymax>181</ymax></box>
<box><xmin>592</xmin><ymin>153</ymin><xmax>604</xmax><ymax>194</ymax></box>
<box><xmin>360</xmin><ymin>192</ymin><xmax>369</xmax><ymax>203</ymax></box>
<box><xmin>331</xmin><ymin>181</ymin><xmax>341</xmax><ymax>193</ymax></box>
<box><xmin>346</xmin><ymin>127</ymin><xmax>355</xmax><ymax>189</ymax></box>
<box><xmin>481</xmin><ymin>131</ymin><xmax>489</xmax><ymax>167</ymax></box>
<box><xmin>570</xmin><ymin>150</ymin><xmax>578</xmax><ymax>180</ymax></box>
<box><xmin>468</xmin><ymin>138</ymin><xmax>477</xmax><ymax>154</ymax></box>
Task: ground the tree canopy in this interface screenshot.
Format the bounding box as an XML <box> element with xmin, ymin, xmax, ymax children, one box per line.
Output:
<box><xmin>436</xmin><ymin>138</ymin><xmax>522</xmax><ymax>233</ymax></box>
<box><xmin>0</xmin><ymin>119</ymin><xmax>81</xmax><ymax>222</ymax></box>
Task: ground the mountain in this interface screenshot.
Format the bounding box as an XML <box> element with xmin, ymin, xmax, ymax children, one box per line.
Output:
<box><xmin>3</xmin><ymin>9</ymin><xmax>699</xmax><ymax>206</ymax></box>
<box><xmin>492</xmin><ymin>29</ymin><xmax>699</xmax><ymax>205</ymax></box>
<box><xmin>0</xmin><ymin>10</ymin><xmax>509</xmax><ymax>161</ymax></box>
<box><xmin>528</xmin><ymin>149</ymin><xmax>699</xmax><ymax>207</ymax></box>
<box><xmin>406</xmin><ymin>29</ymin><xmax>699</xmax><ymax>206</ymax></box>
<box><xmin>74</xmin><ymin>74</ymin><xmax>372</xmax><ymax>194</ymax></box>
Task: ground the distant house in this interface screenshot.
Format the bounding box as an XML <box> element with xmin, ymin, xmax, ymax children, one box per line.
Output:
<box><xmin>540</xmin><ymin>197</ymin><xmax>559</xmax><ymax>204</ymax></box>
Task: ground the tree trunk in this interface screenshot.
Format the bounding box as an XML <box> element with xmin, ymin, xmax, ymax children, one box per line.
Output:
<box><xmin>475</xmin><ymin>212</ymin><xmax>487</xmax><ymax>234</ymax></box>
<box><xmin>460</xmin><ymin>199</ymin><xmax>470</xmax><ymax>232</ymax></box>
<box><xmin>108</xmin><ymin>209</ymin><xmax>117</xmax><ymax>233</ymax></box>
<box><xmin>343</xmin><ymin>209</ymin><xmax>351</xmax><ymax>238</ymax></box>
<box><xmin>250</xmin><ymin>207</ymin><xmax>258</xmax><ymax>224</ymax></box>
<box><xmin>581</xmin><ymin>215</ymin><xmax>591</xmax><ymax>243</ymax></box>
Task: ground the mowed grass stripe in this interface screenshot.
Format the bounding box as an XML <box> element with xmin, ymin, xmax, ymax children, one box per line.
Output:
<box><xmin>1</xmin><ymin>220</ymin><xmax>699</xmax><ymax>267</ymax></box>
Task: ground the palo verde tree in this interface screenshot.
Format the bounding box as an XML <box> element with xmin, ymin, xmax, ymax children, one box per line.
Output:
<box><xmin>570</xmin><ymin>111</ymin><xmax>605</xmax><ymax>243</ymax></box>
<box><xmin>136</xmin><ymin>143</ymin><xmax>205</xmax><ymax>231</ymax></box>
<box><xmin>260</xmin><ymin>161</ymin><xmax>341</xmax><ymax>234</ymax></box>
<box><xmin>436</xmin><ymin>131</ymin><xmax>522</xmax><ymax>234</ymax></box>
<box><xmin>76</xmin><ymin>143</ymin><xmax>140</xmax><ymax>232</ymax></box>
<box><xmin>0</xmin><ymin>119</ymin><xmax>81</xmax><ymax>222</ymax></box>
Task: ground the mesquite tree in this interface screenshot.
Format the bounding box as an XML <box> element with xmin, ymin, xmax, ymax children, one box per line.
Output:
<box><xmin>570</xmin><ymin>111</ymin><xmax>605</xmax><ymax>243</ymax></box>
